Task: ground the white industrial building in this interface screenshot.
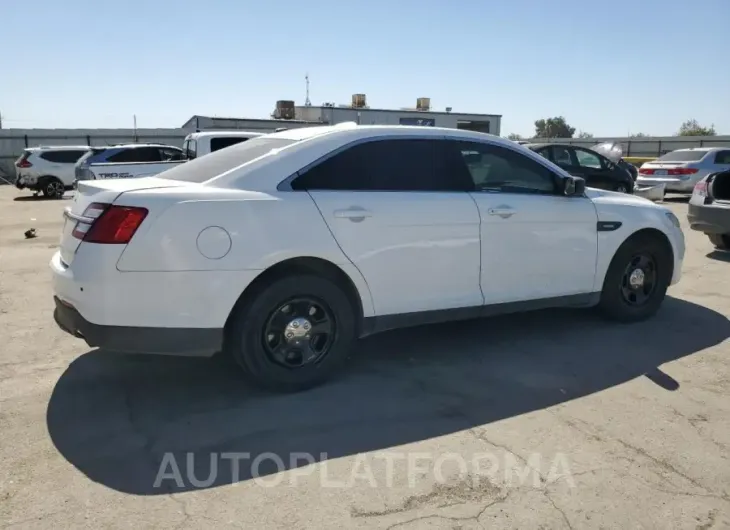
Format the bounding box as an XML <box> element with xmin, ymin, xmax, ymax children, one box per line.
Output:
<box><xmin>291</xmin><ymin>95</ymin><xmax>502</xmax><ymax>135</ymax></box>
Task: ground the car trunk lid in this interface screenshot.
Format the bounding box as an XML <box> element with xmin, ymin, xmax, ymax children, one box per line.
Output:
<box><xmin>59</xmin><ymin>177</ymin><xmax>185</xmax><ymax>265</ymax></box>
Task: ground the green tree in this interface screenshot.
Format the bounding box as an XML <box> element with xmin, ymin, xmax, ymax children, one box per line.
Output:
<box><xmin>677</xmin><ymin>119</ymin><xmax>716</xmax><ymax>136</ymax></box>
<box><xmin>577</xmin><ymin>131</ymin><xmax>593</xmax><ymax>139</ymax></box>
<box><xmin>506</xmin><ymin>133</ymin><xmax>523</xmax><ymax>140</ymax></box>
<box><xmin>630</xmin><ymin>132</ymin><xmax>650</xmax><ymax>138</ymax></box>
<box><xmin>534</xmin><ymin>117</ymin><xmax>575</xmax><ymax>139</ymax></box>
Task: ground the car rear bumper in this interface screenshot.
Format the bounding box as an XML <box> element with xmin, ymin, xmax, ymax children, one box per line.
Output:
<box><xmin>53</xmin><ymin>296</ymin><xmax>222</xmax><ymax>356</ymax></box>
<box><xmin>636</xmin><ymin>177</ymin><xmax>696</xmax><ymax>193</ymax></box>
<box><xmin>49</xmin><ymin>248</ymin><xmax>244</xmax><ymax>357</ymax></box>
<box><xmin>687</xmin><ymin>202</ymin><xmax>730</xmax><ymax>234</ymax></box>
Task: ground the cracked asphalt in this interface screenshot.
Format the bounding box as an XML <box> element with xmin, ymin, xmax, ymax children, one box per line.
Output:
<box><xmin>1</xmin><ymin>187</ymin><xmax>729</xmax><ymax>529</ymax></box>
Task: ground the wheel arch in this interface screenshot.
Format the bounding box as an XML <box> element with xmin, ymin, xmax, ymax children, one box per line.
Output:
<box><xmin>224</xmin><ymin>256</ymin><xmax>371</xmax><ymax>337</ymax></box>
<box><xmin>608</xmin><ymin>227</ymin><xmax>675</xmax><ymax>282</ymax></box>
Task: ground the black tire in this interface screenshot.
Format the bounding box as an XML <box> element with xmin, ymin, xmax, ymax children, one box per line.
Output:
<box><xmin>226</xmin><ymin>274</ymin><xmax>357</xmax><ymax>392</ymax></box>
<box><xmin>41</xmin><ymin>177</ymin><xmax>65</xmax><ymax>199</ymax></box>
<box><xmin>707</xmin><ymin>233</ymin><xmax>730</xmax><ymax>250</ymax></box>
<box><xmin>614</xmin><ymin>183</ymin><xmax>629</xmax><ymax>194</ymax></box>
<box><xmin>598</xmin><ymin>234</ymin><xmax>673</xmax><ymax>322</ymax></box>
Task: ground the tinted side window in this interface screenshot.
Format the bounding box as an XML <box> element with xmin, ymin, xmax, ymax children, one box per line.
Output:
<box><xmin>159</xmin><ymin>148</ymin><xmax>183</xmax><ymax>161</ymax></box>
<box><xmin>210</xmin><ymin>137</ymin><xmax>248</xmax><ymax>152</ymax></box>
<box><xmin>714</xmin><ymin>150</ymin><xmax>730</xmax><ymax>164</ymax></box>
<box><xmin>551</xmin><ymin>146</ymin><xmax>574</xmax><ymax>167</ymax></box>
<box><xmin>292</xmin><ymin>139</ymin><xmax>472</xmax><ymax>192</ymax></box>
<box><xmin>455</xmin><ymin>141</ymin><xmax>558</xmax><ymax>194</ymax></box>
<box><xmin>40</xmin><ymin>150</ymin><xmax>87</xmax><ymax>163</ymax></box>
<box><xmin>574</xmin><ymin>149</ymin><xmax>604</xmax><ymax>169</ymax></box>
<box><xmin>107</xmin><ymin>147</ymin><xmax>162</xmax><ymax>163</ymax></box>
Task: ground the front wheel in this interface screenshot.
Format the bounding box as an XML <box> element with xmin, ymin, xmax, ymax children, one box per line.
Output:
<box><xmin>226</xmin><ymin>274</ymin><xmax>357</xmax><ymax>392</ymax></box>
<box><xmin>598</xmin><ymin>234</ymin><xmax>673</xmax><ymax>322</ymax></box>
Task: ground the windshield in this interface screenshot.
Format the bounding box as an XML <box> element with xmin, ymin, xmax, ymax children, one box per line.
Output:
<box><xmin>157</xmin><ymin>137</ymin><xmax>298</xmax><ymax>183</ymax></box>
<box><xmin>656</xmin><ymin>150</ymin><xmax>707</xmax><ymax>162</ymax></box>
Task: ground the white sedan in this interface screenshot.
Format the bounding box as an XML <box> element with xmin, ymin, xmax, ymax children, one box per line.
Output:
<box><xmin>51</xmin><ymin>124</ymin><xmax>685</xmax><ymax>391</ymax></box>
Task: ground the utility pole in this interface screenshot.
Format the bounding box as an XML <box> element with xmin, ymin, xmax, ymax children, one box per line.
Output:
<box><xmin>133</xmin><ymin>114</ymin><xmax>137</xmax><ymax>142</ymax></box>
<box><xmin>0</xmin><ymin>111</ymin><xmax>3</xmax><ymax>129</ymax></box>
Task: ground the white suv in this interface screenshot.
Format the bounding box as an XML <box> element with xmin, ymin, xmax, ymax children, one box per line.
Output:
<box><xmin>15</xmin><ymin>146</ymin><xmax>90</xmax><ymax>198</ymax></box>
<box><xmin>51</xmin><ymin>124</ymin><xmax>685</xmax><ymax>391</ymax></box>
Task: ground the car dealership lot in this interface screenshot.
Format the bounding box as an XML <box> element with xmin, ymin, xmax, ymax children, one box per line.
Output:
<box><xmin>1</xmin><ymin>187</ymin><xmax>729</xmax><ymax>529</ymax></box>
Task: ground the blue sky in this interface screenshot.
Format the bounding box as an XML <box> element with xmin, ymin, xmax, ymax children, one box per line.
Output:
<box><xmin>1</xmin><ymin>0</ymin><xmax>728</xmax><ymax>136</ymax></box>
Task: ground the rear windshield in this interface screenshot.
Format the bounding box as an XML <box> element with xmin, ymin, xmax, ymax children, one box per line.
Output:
<box><xmin>656</xmin><ymin>150</ymin><xmax>708</xmax><ymax>162</ymax></box>
<box><xmin>157</xmin><ymin>137</ymin><xmax>298</xmax><ymax>183</ymax></box>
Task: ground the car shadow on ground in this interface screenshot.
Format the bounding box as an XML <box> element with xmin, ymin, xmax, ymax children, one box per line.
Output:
<box><xmin>661</xmin><ymin>195</ymin><xmax>690</xmax><ymax>203</ymax></box>
<box><xmin>46</xmin><ymin>296</ymin><xmax>730</xmax><ymax>496</ymax></box>
<box><xmin>706</xmin><ymin>250</ymin><xmax>730</xmax><ymax>262</ymax></box>
<box><xmin>12</xmin><ymin>195</ymin><xmax>70</xmax><ymax>202</ymax></box>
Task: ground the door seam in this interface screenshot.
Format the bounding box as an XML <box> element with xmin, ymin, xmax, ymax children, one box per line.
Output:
<box><xmin>466</xmin><ymin>192</ymin><xmax>487</xmax><ymax>305</ymax></box>
<box><xmin>305</xmin><ymin>191</ymin><xmax>376</xmax><ymax>317</ymax></box>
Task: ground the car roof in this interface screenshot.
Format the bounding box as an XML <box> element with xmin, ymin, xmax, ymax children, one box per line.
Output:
<box><xmin>204</xmin><ymin>124</ymin><xmax>568</xmax><ymax>191</ymax></box>
<box><xmin>26</xmin><ymin>145</ymin><xmax>90</xmax><ymax>152</ymax></box>
<box><xmin>669</xmin><ymin>147</ymin><xmax>722</xmax><ymax>152</ymax></box>
<box><xmin>186</xmin><ymin>131</ymin><xmax>264</xmax><ymax>139</ymax></box>
<box><xmin>103</xmin><ymin>143</ymin><xmax>179</xmax><ymax>149</ymax></box>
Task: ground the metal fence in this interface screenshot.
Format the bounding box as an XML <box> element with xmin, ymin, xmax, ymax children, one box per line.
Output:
<box><xmin>531</xmin><ymin>135</ymin><xmax>730</xmax><ymax>158</ymax></box>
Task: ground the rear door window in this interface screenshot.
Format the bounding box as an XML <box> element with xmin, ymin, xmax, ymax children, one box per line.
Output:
<box><xmin>40</xmin><ymin>150</ymin><xmax>88</xmax><ymax>164</ymax></box>
<box><xmin>291</xmin><ymin>139</ymin><xmax>473</xmax><ymax>192</ymax></box>
<box><xmin>713</xmin><ymin>150</ymin><xmax>730</xmax><ymax>164</ymax></box>
<box><xmin>574</xmin><ymin>148</ymin><xmax>604</xmax><ymax>170</ymax></box>
<box><xmin>210</xmin><ymin>137</ymin><xmax>249</xmax><ymax>152</ymax></box>
<box><xmin>107</xmin><ymin>147</ymin><xmax>162</xmax><ymax>163</ymax></box>
<box><xmin>159</xmin><ymin>147</ymin><xmax>184</xmax><ymax>161</ymax></box>
<box><xmin>551</xmin><ymin>146</ymin><xmax>576</xmax><ymax>167</ymax></box>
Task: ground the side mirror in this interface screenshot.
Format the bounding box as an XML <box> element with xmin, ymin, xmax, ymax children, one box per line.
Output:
<box><xmin>563</xmin><ymin>176</ymin><xmax>586</xmax><ymax>196</ymax></box>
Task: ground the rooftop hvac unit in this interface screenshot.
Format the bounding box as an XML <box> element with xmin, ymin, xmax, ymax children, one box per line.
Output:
<box><xmin>352</xmin><ymin>94</ymin><xmax>367</xmax><ymax>108</ymax></box>
<box><xmin>416</xmin><ymin>97</ymin><xmax>431</xmax><ymax>111</ymax></box>
<box><xmin>273</xmin><ymin>100</ymin><xmax>295</xmax><ymax>120</ymax></box>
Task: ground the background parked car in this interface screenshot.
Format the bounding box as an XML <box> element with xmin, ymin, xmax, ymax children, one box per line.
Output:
<box><xmin>15</xmin><ymin>146</ymin><xmax>90</xmax><ymax>198</ymax></box>
<box><xmin>525</xmin><ymin>143</ymin><xmax>634</xmax><ymax>193</ymax></box>
<box><xmin>637</xmin><ymin>147</ymin><xmax>730</xmax><ymax>194</ymax></box>
<box><xmin>688</xmin><ymin>169</ymin><xmax>730</xmax><ymax>250</ymax></box>
<box><xmin>74</xmin><ymin>143</ymin><xmax>184</xmax><ymax>182</ymax></box>
<box><xmin>182</xmin><ymin>131</ymin><xmax>263</xmax><ymax>160</ymax></box>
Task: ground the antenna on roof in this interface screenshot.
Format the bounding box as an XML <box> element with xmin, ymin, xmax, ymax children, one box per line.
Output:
<box><xmin>304</xmin><ymin>73</ymin><xmax>311</xmax><ymax>107</ymax></box>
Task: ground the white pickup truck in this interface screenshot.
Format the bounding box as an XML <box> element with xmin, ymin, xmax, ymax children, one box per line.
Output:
<box><xmin>75</xmin><ymin>131</ymin><xmax>263</xmax><ymax>182</ymax></box>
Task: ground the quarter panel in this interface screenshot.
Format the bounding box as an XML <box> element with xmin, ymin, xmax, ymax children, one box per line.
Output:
<box><xmin>116</xmin><ymin>192</ymin><xmax>353</xmax><ymax>272</ymax></box>
<box><xmin>591</xmin><ymin>198</ymin><xmax>681</xmax><ymax>292</ymax></box>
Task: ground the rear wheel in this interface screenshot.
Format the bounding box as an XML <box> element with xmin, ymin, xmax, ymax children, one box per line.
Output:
<box><xmin>708</xmin><ymin>233</ymin><xmax>730</xmax><ymax>251</ymax></box>
<box><xmin>598</xmin><ymin>234</ymin><xmax>673</xmax><ymax>322</ymax></box>
<box><xmin>614</xmin><ymin>183</ymin><xmax>629</xmax><ymax>193</ymax></box>
<box><xmin>41</xmin><ymin>177</ymin><xmax>65</xmax><ymax>199</ymax></box>
<box><xmin>226</xmin><ymin>274</ymin><xmax>356</xmax><ymax>392</ymax></box>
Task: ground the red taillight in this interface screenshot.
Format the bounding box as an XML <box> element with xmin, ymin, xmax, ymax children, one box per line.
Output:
<box><xmin>72</xmin><ymin>202</ymin><xmax>148</xmax><ymax>244</ymax></box>
<box><xmin>669</xmin><ymin>167</ymin><xmax>698</xmax><ymax>175</ymax></box>
<box><xmin>694</xmin><ymin>181</ymin><xmax>708</xmax><ymax>197</ymax></box>
<box><xmin>15</xmin><ymin>153</ymin><xmax>32</xmax><ymax>168</ymax></box>
<box><xmin>639</xmin><ymin>167</ymin><xmax>698</xmax><ymax>176</ymax></box>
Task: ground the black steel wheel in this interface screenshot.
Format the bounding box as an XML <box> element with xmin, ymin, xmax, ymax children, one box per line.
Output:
<box><xmin>226</xmin><ymin>274</ymin><xmax>357</xmax><ymax>392</ymax></box>
<box><xmin>619</xmin><ymin>254</ymin><xmax>657</xmax><ymax>306</ymax></box>
<box><xmin>599</xmin><ymin>234</ymin><xmax>672</xmax><ymax>322</ymax></box>
<box><xmin>262</xmin><ymin>297</ymin><xmax>336</xmax><ymax>368</ymax></box>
